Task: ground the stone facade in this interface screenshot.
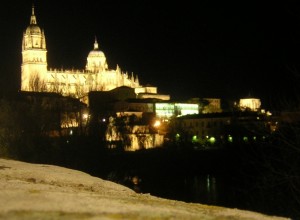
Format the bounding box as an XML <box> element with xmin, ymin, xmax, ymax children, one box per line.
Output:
<box><xmin>21</xmin><ymin>6</ymin><xmax>155</xmax><ymax>99</ymax></box>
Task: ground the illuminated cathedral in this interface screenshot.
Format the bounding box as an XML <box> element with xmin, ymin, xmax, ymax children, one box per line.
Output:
<box><xmin>21</xmin><ymin>6</ymin><xmax>164</xmax><ymax>99</ymax></box>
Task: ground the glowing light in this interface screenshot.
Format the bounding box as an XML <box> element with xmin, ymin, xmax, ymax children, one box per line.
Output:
<box><xmin>207</xmin><ymin>174</ymin><xmax>210</xmax><ymax>189</ymax></box>
<box><xmin>192</xmin><ymin>135</ymin><xmax>198</xmax><ymax>142</ymax></box>
<box><xmin>175</xmin><ymin>103</ymin><xmax>199</xmax><ymax>116</ymax></box>
<box><xmin>155</xmin><ymin>103</ymin><xmax>199</xmax><ymax>119</ymax></box>
<box><xmin>239</xmin><ymin>98</ymin><xmax>261</xmax><ymax>111</ymax></box>
<box><xmin>175</xmin><ymin>133</ymin><xmax>180</xmax><ymax>141</ymax></box>
<box><xmin>209</xmin><ymin>137</ymin><xmax>216</xmax><ymax>144</ymax></box>
<box><xmin>153</xmin><ymin>120</ymin><xmax>161</xmax><ymax>127</ymax></box>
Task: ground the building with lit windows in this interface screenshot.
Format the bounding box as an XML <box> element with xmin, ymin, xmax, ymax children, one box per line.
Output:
<box><xmin>169</xmin><ymin>110</ymin><xmax>275</xmax><ymax>149</ymax></box>
<box><xmin>87</xmin><ymin>89</ymin><xmax>200</xmax><ymax>150</ymax></box>
<box><xmin>239</xmin><ymin>98</ymin><xmax>261</xmax><ymax>111</ymax></box>
<box><xmin>21</xmin><ymin>6</ymin><xmax>165</xmax><ymax>99</ymax></box>
<box><xmin>202</xmin><ymin>98</ymin><xmax>222</xmax><ymax>113</ymax></box>
<box><xmin>155</xmin><ymin>103</ymin><xmax>199</xmax><ymax>120</ymax></box>
<box><xmin>170</xmin><ymin>113</ymin><xmax>231</xmax><ymax>147</ymax></box>
<box><xmin>21</xmin><ymin>5</ymin><xmax>259</xmax><ymax>151</ymax></box>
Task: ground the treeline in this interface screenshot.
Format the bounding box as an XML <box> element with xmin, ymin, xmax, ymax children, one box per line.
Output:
<box><xmin>0</xmin><ymin>97</ymin><xmax>58</xmax><ymax>162</ymax></box>
<box><xmin>1</xmin><ymin>95</ymin><xmax>300</xmax><ymax>218</ymax></box>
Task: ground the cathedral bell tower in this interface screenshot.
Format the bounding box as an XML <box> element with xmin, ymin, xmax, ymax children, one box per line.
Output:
<box><xmin>21</xmin><ymin>5</ymin><xmax>47</xmax><ymax>91</ymax></box>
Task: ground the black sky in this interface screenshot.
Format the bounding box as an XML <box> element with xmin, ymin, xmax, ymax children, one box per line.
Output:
<box><xmin>0</xmin><ymin>1</ymin><xmax>300</xmax><ymax>109</ymax></box>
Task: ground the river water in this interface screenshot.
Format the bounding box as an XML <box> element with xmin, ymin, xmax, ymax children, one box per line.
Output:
<box><xmin>81</xmin><ymin>147</ymin><xmax>297</xmax><ymax>219</ymax></box>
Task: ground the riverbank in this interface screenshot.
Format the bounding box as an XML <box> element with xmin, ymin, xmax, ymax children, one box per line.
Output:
<box><xmin>0</xmin><ymin>158</ymin><xmax>290</xmax><ymax>220</ymax></box>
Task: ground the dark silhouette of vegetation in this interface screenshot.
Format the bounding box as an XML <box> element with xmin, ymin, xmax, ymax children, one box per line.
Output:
<box><xmin>1</xmin><ymin>92</ymin><xmax>300</xmax><ymax>219</ymax></box>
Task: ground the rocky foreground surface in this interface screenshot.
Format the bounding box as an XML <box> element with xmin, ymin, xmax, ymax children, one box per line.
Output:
<box><xmin>0</xmin><ymin>158</ymin><xmax>290</xmax><ymax>220</ymax></box>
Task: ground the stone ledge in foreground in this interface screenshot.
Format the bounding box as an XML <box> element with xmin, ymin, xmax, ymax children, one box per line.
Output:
<box><xmin>0</xmin><ymin>158</ymin><xmax>290</xmax><ymax>220</ymax></box>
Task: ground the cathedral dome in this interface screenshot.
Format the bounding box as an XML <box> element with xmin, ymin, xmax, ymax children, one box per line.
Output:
<box><xmin>86</xmin><ymin>38</ymin><xmax>108</xmax><ymax>72</ymax></box>
<box><xmin>88</xmin><ymin>49</ymin><xmax>105</xmax><ymax>58</ymax></box>
<box><xmin>87</xmin><ymin>39</ymin><xmax>105</xmax><ymax>58</ymax></box>
<box><xmin>26</xmin><ymin>24</ymin><xmax>41</xmax><ymax>35</ymax></box>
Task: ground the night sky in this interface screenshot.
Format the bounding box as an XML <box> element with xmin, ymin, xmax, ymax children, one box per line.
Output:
<box><xmin>0</xmin><ymin>1</ymin><xmax>300</xmax><ymax>109</ymax></box>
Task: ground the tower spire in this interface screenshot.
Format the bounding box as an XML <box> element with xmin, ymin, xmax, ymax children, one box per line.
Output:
<box><xmin>94</xmin><ymin>36</ymin><xmax>99</xmax><ymax>50</ymax></box>
<box><xmin>30</xmin><ymin>4</ymin><xmax>37</xmax><ymax>25</ymax></box>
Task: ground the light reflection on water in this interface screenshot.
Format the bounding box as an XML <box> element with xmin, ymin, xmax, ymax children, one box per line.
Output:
<box><xmin>117</xmin><ymin>171</ymin><xmax>223</xmax><ymax>207</ymax></box>
<box><xmin>185</xmin><ymin>174</ymin><xmax>218</xmax><ymax>205</ymax></box>
<box><xmin>96</xmin><ymin>149</ymin><xmax>297</xmax><ymax>219</ymax></box>
<box><xmin>102</xmin><ymin>163</ymin><xmax>295</xmax><ymax>219</ymax></box>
